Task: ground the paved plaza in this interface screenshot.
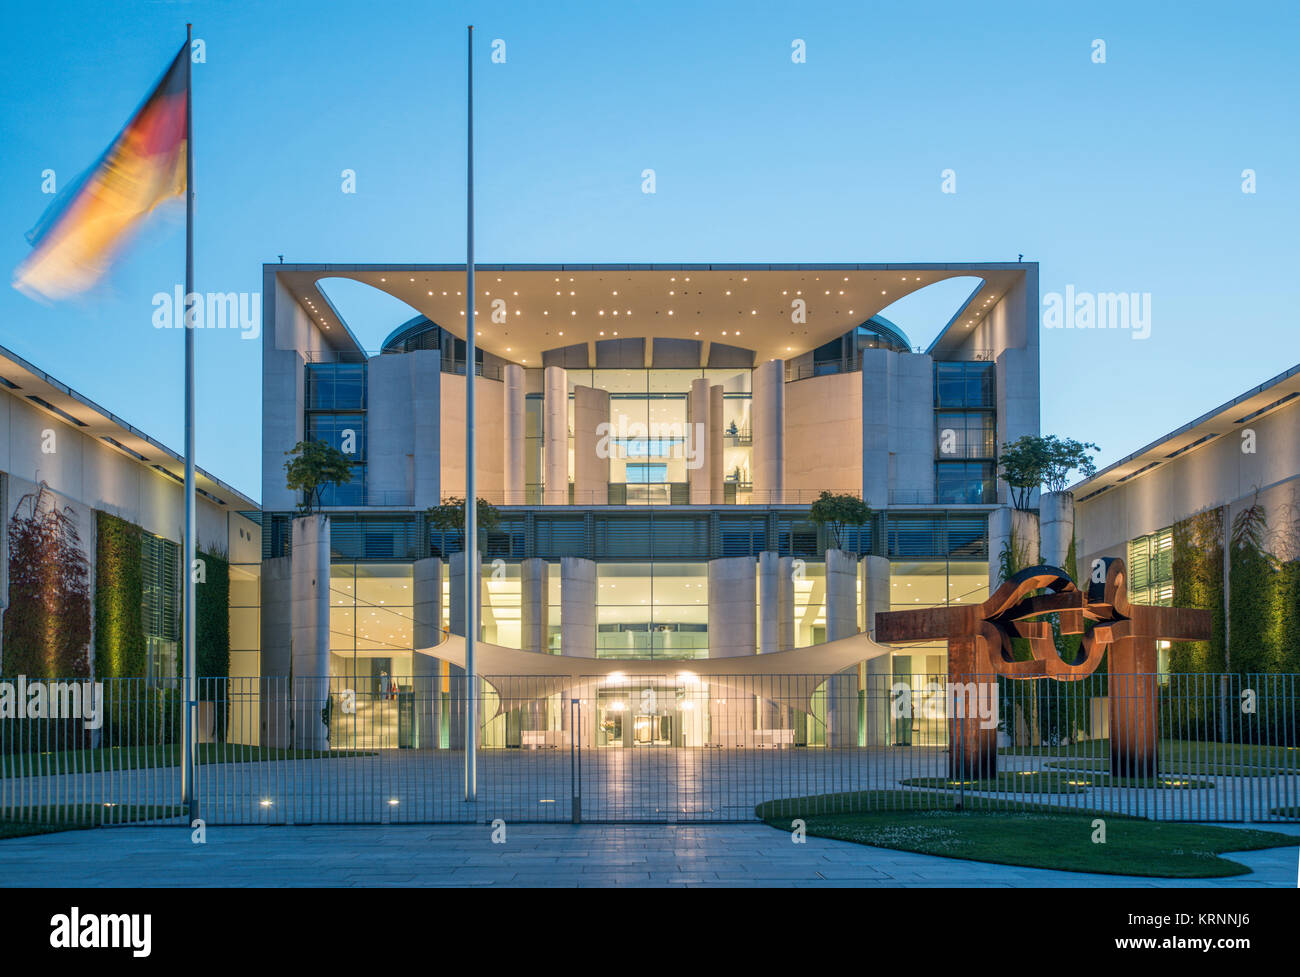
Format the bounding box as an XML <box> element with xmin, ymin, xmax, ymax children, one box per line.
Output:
<box><xmin>1</xmin><ymin>822</ymin><xmax>1296</xmax><ymax>887</ymax></box>
<box><xmin>7</xmin><ymin>747</ymin><xmax>1298</xmax><ymax>824</ymax></box>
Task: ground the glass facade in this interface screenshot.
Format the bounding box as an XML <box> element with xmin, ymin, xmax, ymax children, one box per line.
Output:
<box><xmin>329</xmin><ymin>563</ymin><xmax>414</xmax><ymax>683</ymax></box>
<box><xmin>934</xmin><ymin>361</ymin><xmax>997</xmax><ymax>504</ymax></box>
<box><xmin>562</xmin><ymin>368</ymin><xmax>753</xmax><ymax>505</ymax></box>
<box><xmin>305</xmin><ymin>363</ymin><xmax>366</xmax><ymax>506</ymax></box>
<box><xmin>596</xmin><ymin>563</ymin><xmax>708</xmax><ymax>659</ymax></box>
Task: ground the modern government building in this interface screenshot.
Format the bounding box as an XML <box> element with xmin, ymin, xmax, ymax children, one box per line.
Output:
<box><xmin>4</xmin><ymin>258</ymin><xmax>1295</xmax><ymax>751</ymax></box>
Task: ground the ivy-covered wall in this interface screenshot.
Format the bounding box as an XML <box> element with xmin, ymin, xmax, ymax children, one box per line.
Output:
<box><xmin>93</xmin><ymin>510</ymin><xmax>145</xmax><ymax>678</ymax></box>
<box><xmin>1169</xmin><ymin>507</ymin><xmax>1227</xmax><ymax>672</ymax></box>
<box><xmin>1228</xmin><ymin>501</ymin><xmax>1281</xmax><ymax>674</ymax></box>
<box><xmin>196</xmin><ymin>548</ymin><xmax>230</xmax><ymax>678</ymax></box>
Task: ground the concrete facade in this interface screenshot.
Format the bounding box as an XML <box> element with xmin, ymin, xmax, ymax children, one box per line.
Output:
<box><xmin>560</xmin><ymin>556</ymin><xmax>596</xmax><ymax>657</ymax></box>
<box><xmin>502</xmin><ymin>364</ymin><xmax>525</xmax><ymax>504</ymax></box>
<box><xmin>707</xmin><ymin>556</ymin><xmax>757</xmax><ymax>658</ymax></box>
<box><xmin>751</xmin><ymin>359</ymin><xmax>785</xmax><ymax>503</ymax></box>
<box><xmin>861</xmin><ymin>349</ymin><xmax>934</xmax><ymax>507</ymax></box>
<box><xmin>573</xmin><ymin>385</ymin><xmax>610</xmax><ymax>505</ymax></box>
<box><xmin>543</xmin><ymin>366</ymin><xmax>568</xmax><ymax>505</ymax></box>
<box><xmin>290</xmin><ymin>515</ymin><xmax>331</xmax><ymax>749</ymax></box>
<box><xmin>366</xmin><ymin>349</ymin><xmax>441</xmax><ymax>508</ymax></box>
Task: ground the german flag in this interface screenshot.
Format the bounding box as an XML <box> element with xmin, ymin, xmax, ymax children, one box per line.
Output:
<box><xmin>14</xmin><ymin>41</ymin><xmax>188</xmax><ymax>300</ymax></box>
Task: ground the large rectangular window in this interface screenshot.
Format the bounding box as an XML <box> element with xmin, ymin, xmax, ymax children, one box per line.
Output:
<box><xmin>141</xmin><ymin>532</ymin><xmax>179</xmax><ymax>680</ymax></box>
<box><xmin>935</xmin><ymin>461</ymin><xmax>996</xmax><ymax>504</ymax></box>
<box><xmin>934</xmin><ymin>361</ymin><xmax>995</xmax><ymax>409</ymax></box>
<box><xmin>1128</xmin><ymin>528</ymin><xmax>1173</xmax><ymax>606</ymax></box>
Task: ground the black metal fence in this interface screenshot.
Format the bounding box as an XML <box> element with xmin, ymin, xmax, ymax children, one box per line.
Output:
<box><xmin>2</xmin><ymin>673</ymin><xmax>1297</xmax><ymax>826</ymax></box>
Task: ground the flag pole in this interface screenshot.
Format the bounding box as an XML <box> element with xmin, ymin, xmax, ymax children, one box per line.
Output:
<box><xmin>464</xmin><ymin>23</ymin><xmax>477</xmax><ymax>803</ymax></box>
<box><xmin>181</xmin><ymin>22</ymin><xmax>198</xmax><ymax>822</ymax></box>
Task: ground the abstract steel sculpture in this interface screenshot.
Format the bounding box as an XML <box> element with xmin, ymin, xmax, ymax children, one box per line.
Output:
<box><xmin>875</xmin><ymin>558</ymin><xmax>1211</xmax><ymax>780</ymax></box>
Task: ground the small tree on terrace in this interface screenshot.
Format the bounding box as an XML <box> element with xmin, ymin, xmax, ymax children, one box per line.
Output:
<box><xmin>997</xmin><ymin>435</ymin><xmax>1099</xmax><ymax>510</ymax></box>
<box><xmin>808</xmin><ymin>491</ymin><xmax>873</xmax><ymax>552</ymax></box>
<box><xmin>428</xmin><ymin>496</ymin><xmax>501</xmax><ymax>554</ymax></box>
<box><xmin>284</xmin><ymin>440</ymin><xmax>355</xmax><ymax>516</ymax></box>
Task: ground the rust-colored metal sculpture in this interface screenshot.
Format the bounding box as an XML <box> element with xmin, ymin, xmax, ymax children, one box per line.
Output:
<box><xmin>875</xmin><ymin>558</ymin><xmax>1211</xmax><ymax>780</ymax></box>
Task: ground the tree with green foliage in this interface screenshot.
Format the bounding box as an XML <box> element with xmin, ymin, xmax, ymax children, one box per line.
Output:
<box><xmin>2</xmin><ymin>485</ymin><xmax>91</xmax><ymax>679</ymax></box>
<box><xmin>997</xmin><ymin>435</ymin><xmax>1100</xmax><ymax>509</ymax></box>
<box><xmin>428</xmin><ymin>496</ymin><xmax>501</xmax><ymax>553</ymax></box>
<box><xmin>808</xmin><ymin>491</ymin><xmax>873</xmax><ymax>552</ymax></box>
<box><xmin>284</xmin><ymin>440</ymin><xmax>355</xmax><ymax>515</ymax></box>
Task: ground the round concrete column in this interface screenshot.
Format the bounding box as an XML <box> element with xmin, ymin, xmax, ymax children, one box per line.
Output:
<box><xmin>290</xmin><ymin>515</ymin><xmax>331</xmax><ymax>750</ymax></box>
<box><xmin>823</xmin><ymin>548</ymin><xmax>860</xmax><ymax>749</ymax></box>
<box><xmin>503</xmin><ymin>364</ymin><xmax>525</xmax><ymax>504</ymax></box>
<box><xmin>520</xmin><ymin>558</ymin><xmax>550</xmax><ymax>654</ymax></box>
<box><xmin>543</xmin><ymin>366</ymin><xmax>568</xmax><ymax>505</ymax></box>
<box><xmin>1040</xmin><ymin>490</ymin><xmax>1074</xmax><ymax>572</ymax></box>
<box><xmin>752</xmin><ymin>359</ymin><xmax>785</xmax><ymax>505</ymax></box>
<box><xmin>559</xmin><ymin>557</ymin><xmax>596</xmax><ymax>657</ymax></box>
<box><xmin>707</xmin><ymin>556</ymin><xmax>757</xmax><ymax>658</ymax></box>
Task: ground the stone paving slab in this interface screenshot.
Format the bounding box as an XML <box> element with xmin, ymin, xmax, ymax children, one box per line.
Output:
<box><xmin>0</xmin><ymin>821</ymin><xmax>1296</xmax><ymax>887</ymax></box>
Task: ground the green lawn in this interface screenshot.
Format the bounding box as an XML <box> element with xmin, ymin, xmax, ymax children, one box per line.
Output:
<box><xmin>1</xmin><ymin>743</ymin><xmax>373</xmax><ymax>778</ymax></box>
<box><xmin>1000</xmin><ymin>738</ymin><xmax>1299</xmax><ymax>773</ymax></box>
<box><xmin>0</xmin><ymin>804</ymin><xmax>184</xmax><ymax>839</ymax></box>
<box><xmin>900</xmin><ymin>771</ymin><xmax>1214</xmax><ymax>793</ymax></box>
<box><xmin>1045</xmin><ymin>757</ymin><xmax>1277</xmax><ymax>777</ymax></box>
<box><xmin>756</xmin><ymin>791</ymin><xmax>1297</xmax><ymax>878</ymax></box>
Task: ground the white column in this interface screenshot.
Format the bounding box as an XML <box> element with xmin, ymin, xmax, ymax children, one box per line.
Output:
<box><xmin>448</xmin><ymin>551</ymin><xmax>481</xmax><ymax>749</ymax></box>
<box><xmin>502</xmin><ymin>363</ymin><xmax>525</xmax><ymax>505</ymax></box>
<box><xmin>752</xmin><ymin>359</ymin><xmax>785</xmax><ymax>505</ymax></box>
<box><xmin>688</xmin><ymin>377</ymin><xmax>711</xmax><ymax>505</ymax></box>
<box><xmin>412</xmin><ymin>556</ymin><xmax>444</xmax><ymax>749</ymax></box>
<box><xmin>757</xmin><ymin>551</ymin><xmax>781</xmax><ymax>654</ymax></box>
<box><xmin>823</xmin><ymin>547</ymin><xmax>859</xmax><ymax>748</ymax></box>
<box><xmin>544</xmin><ymin>365</ymin><xmax>568</xmax><ymax>505</ymax></box>
<box><xmin>707</xmin><ymin>556</ymin><xmax>757</xmax><ymax>658</ymax></box>
<box><xmin>290</xmin><ymin>515</ymin><xmax>331</xmax><ymax>750</ymax></box>
<box><xmin>520</xmin><ymin>558</ymin><xmax>549</xmax><ymax>654</ymax></box>
<box><xmin>560</xmin><ymin>556</ymin><xmax>596</xmax><ymax>657</ymax></box>
<box><xmin>1040</xmin><ymin>490</ymin><xmax>1074</xmax><ymax>572</ymax></box>
<box><xmin>860</xmin><ymin>554</ymin><xmax>891</xmax><ymax>746</ymax></box>
<box><xmin>777</xmin><ymin>556</ymin><xmax>797</xmax><ymax>652</ymax></box>
<box><xmin>573</xmin><ymin>385</ymin><xmax>610</xmax><ymax>505</ymax></box>
<box><xmin>709</xmin><ymin>384</ymin><xmax>724</xmax><ymax>504</ymax></box>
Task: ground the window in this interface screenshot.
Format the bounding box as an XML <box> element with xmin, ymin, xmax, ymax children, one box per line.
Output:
<box><xmin>141</xmin><ymin>532</ymin><xmax>179</xmax><ymax>680</ymax></box>
<box><xmin>934</xmin><ymin>362</ymin><xmax>995</xmax><ymax>409</ymax></box>
<box><xmin>935</xmin><ymin>411</ymin><xmax>995</xmax><ymax>460</ymax></box>
<box><xmin>1128</xmin><ymin>528</ymin><xmax>1173</xmax><ymax>606</ymax></box>
<box><xmin>306</xmin><ymin>363</ymin><xmax>366</xmax><ymax>410</ymax></box>
<box><xmin>935</xmin><ymin>461</ymin><xmax>996</xmax><ymax>504</ymax></box>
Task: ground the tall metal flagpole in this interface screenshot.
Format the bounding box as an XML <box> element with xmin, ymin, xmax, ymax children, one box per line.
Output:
<box><xmin>464</xmin><ymin>24</ymin><xmax>477</xmax><ymax>802</ymax></box>
<box><xmin>181</xmin><ymin>22</ymin><xmax>198</xmax><ymax>822</ymax></box>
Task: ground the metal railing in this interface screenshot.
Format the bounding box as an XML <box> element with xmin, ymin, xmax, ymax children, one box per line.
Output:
<box><xmin>2</xmin><ymin>673</ymin><xmax>1296</xmax><ymax>826</ymax></box>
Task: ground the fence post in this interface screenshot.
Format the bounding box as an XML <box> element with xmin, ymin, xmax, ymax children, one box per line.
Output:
<box><xmin>570</xmin><ymin>697</ymin><xmax>581</xmax><ymax>824</ymax></box>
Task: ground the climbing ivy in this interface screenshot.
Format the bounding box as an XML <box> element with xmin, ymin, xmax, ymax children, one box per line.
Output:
<box><xmin>1169</xmin><ymin>507</ymin><xmax>1227</xmax><ymax>672</ymax></box>
<box><xmin>1228</xmin><ymin>499</ymin><xmax>1279</xmax><ymax>674</ymax></box>
<box><xmin>93</xmin><ymin>510</ymin><xmax>145</xmax><ymax>679</ymax></box>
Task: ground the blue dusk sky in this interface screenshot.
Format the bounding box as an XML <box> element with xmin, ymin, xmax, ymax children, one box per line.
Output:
<box><xmin>1</xmin><ymin>0</ymin><xmax>1296</xmax><ymax>501</ymax></box>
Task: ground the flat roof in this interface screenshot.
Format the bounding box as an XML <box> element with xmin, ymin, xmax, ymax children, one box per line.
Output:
<box><xmin>0</xmin><ymin>343</ymin><xmax>259</xmax><ymax>510</ymax></box>
<box><xmin>268</xmin><ymin>262</ymin><xmax>1030</xmax><ymax>366</ymax></box>
<box><xmin>1071</xmin><ymin>362</ymin><xmax>1300</xmax><ymax>502</ymax></box>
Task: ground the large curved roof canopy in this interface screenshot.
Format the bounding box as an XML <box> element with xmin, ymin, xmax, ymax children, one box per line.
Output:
<box><xmin>276</xmin><ymin>263</ymin><xmax>1029</xmax><ymax>365</ymax></box>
